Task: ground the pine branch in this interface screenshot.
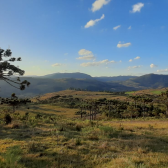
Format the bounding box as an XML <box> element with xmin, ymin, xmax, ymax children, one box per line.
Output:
<box><xmin>3</xmin><ymin>78</ymin><xmax>21</xmax><ymax>90</ymax></box>
<box><xmin>1</xmin><ymin>76</ymin><xmax>22</xmax><ymax>85</ymax></box>
<box><xmin>3</xmin><ymin>79</ymin><xmax>20</xmax><ymax>89</ymax></box>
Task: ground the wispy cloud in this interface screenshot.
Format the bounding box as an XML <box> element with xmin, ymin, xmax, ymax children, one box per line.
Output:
<box><xmin>78</xmin><ymin>49</ymin><xmax>92</xmax><ymax>56</ymax></box>
<box><xmin>130</xmin><ymin>3</ymin><xmax>144</xmax><ymax>13</ymax></box>
<box><xmin>85</xmin><ymin>14</ymin><xmax>105</xmax><ymax>28</ymax></box>
<box><xmin>80</xmin><ymin>59</ymin><xmax>116</xmax><ymax>67</ymax></box>
<box><xmin>157</xmin><ymin>69</ymin><xmax>168</xmax><ymax>72</ymax></box>
<box><xmin>117</xmin><ymin>42</ymin><xmax>131</xmax><ymax>48</ymax></box>
<box><xmin>150</xmin><ymin>64</ymin><xmax>157</xmax><ymax>68</ymax></box>
<box><xmin>77</xmin><ymin>49</ymin><xmax>96</xmax><ymax>60</ymax></box>
<box><xmin>128</xmin><ymin>65</ymin><xmax>142</xmax><ymax>70</ymax></box>
<box><xmin>52</xmin><ymin>63</ymin><xmax>62</xmax><ymax>67</ymax></box>
<box><xmin>64</xmin><ymin>53</ymin><xmax>68</xmax><ymax>55</ymax></box>
<box><xmin>129</xmin><ymin>57</ymin><xmax>140</xmax><ymax>62</ymax></box>
<box><xmin>91</xmin><ymin>0</ymin><xmax>111</xmax><ymax>12</ymax></box>
<box><xmin>134</xmin><ymin>56</ymin><xmax>140</xmax><ymax>60</ymax></box>
<box><xmin>128</xmin><ymin>26</ymin><xmax>131</xmax><ymax>29</ymax></box>
<box><xmin>113</xmin><ymin>25</ymin><xmax>121</xmax><ymax>30</ymax></box>
<box><xmin>77</xmin><ymin>55</ymin><xmax>96</xmax><ymax>60</ymax></box>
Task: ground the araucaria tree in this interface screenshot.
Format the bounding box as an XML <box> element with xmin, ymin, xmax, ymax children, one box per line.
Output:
<box><xmin>0</xmin><ymin>48</ymin><xmax>30</xmax><ymax>90</ymax></box>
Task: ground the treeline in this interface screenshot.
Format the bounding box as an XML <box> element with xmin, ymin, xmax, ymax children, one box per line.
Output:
<box><xmin>68</xmin><ymin>87</ymin><xmax>126</xmax><ymax>95</ymax></box>
<box><xmin>33</xmin><ymin>92</ymin><xmax>168</xmax><ymax>119</ymax></box>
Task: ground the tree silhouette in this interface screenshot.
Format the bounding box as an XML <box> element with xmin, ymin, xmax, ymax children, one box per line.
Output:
<box><xmin>0</xmin><ymin>93</ymin><xmax>31</xmax><ymax>113</ymax></box>
<box><xmin>0</xmin><ymin>48</ymin><xmax>30</xmax><ymax>90</ymax></box>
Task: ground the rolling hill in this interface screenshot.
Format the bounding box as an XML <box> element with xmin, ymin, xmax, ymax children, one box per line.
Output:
<box><xmin>2</xmin><ymin>73</ymin><xmax>168</xmax><ymax>98</ymax></box>
<box><xmin>0</xmin><ymin>77</ymin><xmax>135</xmax><ymax>98</ymax></box>
<box><xmin>37</xmin><ymin>72</ymin><xmax>92</xmax><ymax>79</ymax></box>
<box><xmin>12</xmin><ymin>72</ymin><xmax>137</xmax><ymax>81</ymax></box>
<box><xmin>119</xmin><ymin>74</ymin><xmax>168</xmax><ymax>89</ymax></box>
<box><xmin>94</xmin><ymin>76</ymin><xmax>137</xmax><ymax>82</ymax></box>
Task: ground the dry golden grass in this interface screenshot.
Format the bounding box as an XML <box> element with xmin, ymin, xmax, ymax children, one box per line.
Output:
<box><xmin>1</xmin><ymin>89</ymin><xmax>168</xmax><ymax>167</ymax></box>
<box><xmin>1</xmin><ymin>104</ymin><xmax>168</xmax><ymax>167</ymax></box>
<box><xmin>31</xmin><ymin>90</ymin><xmax>130</xmax><ymax>103</ymax></box>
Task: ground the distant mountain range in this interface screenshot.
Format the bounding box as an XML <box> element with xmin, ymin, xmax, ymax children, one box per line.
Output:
<box><xmin>22</xmin><ymin>73</ymin><xmax>137</xmax><ymax>82</ymax></box>
<box><xmin>1</xmin><ymin>72</ymin><xmax>168</xmax><ymax>98</ymax></box>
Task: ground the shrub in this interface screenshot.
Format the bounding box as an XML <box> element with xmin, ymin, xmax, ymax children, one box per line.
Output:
<box><xmin>75</xmin><ymin>124</ymin><xmax>83</xmax><ymax>131</ymax></box>
<box><xmin>75</xmin><ymin>138</ymin><xmax>82</xmax><ymax>146</ymax></box>
<box><xmin>4</xmin><ymin>114</ymin><xmax>12</xmax><ymax>125</ymax></box>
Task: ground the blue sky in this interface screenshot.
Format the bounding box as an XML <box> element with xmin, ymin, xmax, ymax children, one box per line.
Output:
<box><xmin>0</xmin><ymin>0</ymin><xmax>168</xmax><ymax>77</ymax></box>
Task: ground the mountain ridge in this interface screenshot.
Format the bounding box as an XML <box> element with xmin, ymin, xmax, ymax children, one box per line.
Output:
<box><xmin>3</xmin><ymin>72</ymin><xmax>168</xmax><ymax>98</ymax></box>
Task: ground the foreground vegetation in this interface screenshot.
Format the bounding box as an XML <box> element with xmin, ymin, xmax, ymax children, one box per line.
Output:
<box><xmin>1</xmin><ymin>89</ymin><xmax>168</xmax><ymax>167</ymax></box>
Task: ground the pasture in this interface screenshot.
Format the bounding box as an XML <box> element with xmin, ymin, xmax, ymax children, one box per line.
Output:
<box><xmin>0</xmin><ymin>89</ymin><xmax>168</xmax><ymax>167</ymax></box>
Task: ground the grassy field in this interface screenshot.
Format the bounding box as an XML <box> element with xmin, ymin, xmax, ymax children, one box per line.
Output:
<box><xmin>31</xmin><ymin>90</ymin><xmax>130</xmax><ymax>103</ymax></box>
<box><xmin>125</xmin><ymin>88</ymin><xmax>168</xmax><ymax>96</ymax></box>
<box><xmin>1</xmin><ymin>89</ymin><xmax>168</xmax><ymax>167</ymax></box>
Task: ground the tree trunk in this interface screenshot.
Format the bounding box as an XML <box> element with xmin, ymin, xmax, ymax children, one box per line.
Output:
<box><xmin>13</xmin><ymin>106</ymin><xmax>15</xmax><ymax>113</ymax></box>
<box><xmin>94</xmin><ymin>110</ymin><xmax>96</xmax><ymax>120</ymax></box>
<box><xmin>109</xmin><ymin>106</ymin><xmax>111</xmax><ymax>118</ymax></box>
<box><xmin>166</xmin><ymin>105</ymin><xmax>168</xmax><ymax>117</ymax></box>
<box><xmin>81</xmin><ymin>107</ymin><xmax>83</xmax><ymax>118</ymax></box>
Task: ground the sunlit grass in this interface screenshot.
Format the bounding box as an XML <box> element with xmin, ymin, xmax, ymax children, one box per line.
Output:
<box><xmin>1</xmin><ymin>89</ymin><xmax>168</xmax><ymax>167</ymax></box>
<box><xmin>150</xmin><ymin>90</ymin><xmax>162</xmax><ymax>95</ymax></box>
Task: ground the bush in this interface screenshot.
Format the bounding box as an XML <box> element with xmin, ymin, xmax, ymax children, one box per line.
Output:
<box><xmin>4</xmin><ymin>114</ymin><xmax>12</xmax><ymax>125</ymax></box>
<box><xmin>75</xmin><ymin>124</ymin><xmax>83</xmax><ymax>131</ymax></box>
<box><xmin>75</xmin><ymin>138</ymin><xmax>82</xmax><ymax>146</ymax></box>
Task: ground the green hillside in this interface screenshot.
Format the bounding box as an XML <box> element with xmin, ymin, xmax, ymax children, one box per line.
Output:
<box><xmin>0</xmin><ymin>77</ymin><xmax>135</xmax><ymax>98</ymax></box>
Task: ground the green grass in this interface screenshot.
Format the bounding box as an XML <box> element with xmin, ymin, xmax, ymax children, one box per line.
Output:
<box><xmin>150</xmin><ymin>90</ymin><xmax>162</xmax><ymax>95</ymax></box>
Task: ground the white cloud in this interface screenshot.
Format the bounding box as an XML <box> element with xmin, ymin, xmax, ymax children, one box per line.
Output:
<box><xmin>130</xmin><ymin>3</ymin><xmax>144</xmax><ymax>13</ymax></box>
<box><xmin>64</xmin><ymin>53</ymin><xmax>68</xmax><ymax>55</ymax></box>
<box><xmin>117</xmin><ymin>42</ymin><xmax>131</xmax><ymax>48</ymax></box>
<box><xmin>91</xmin><ymin>0</ymin><xmax>111</xmax><ymax>12</ymax></box>
<box><xmin>119</xmin><ymin>60</ymin><xmax>122</xmax><ymax>62</ymax></box>
<box><xmin>77</xmin><ymin>55</ymin><xmax>96</xmax><ymax>60</ymax></box>
<box><xmin>150</xmin><ymin>64</ymin><xmax>157</xmax><ymax>68</ymax></box>
<box><xmin>52</xmin><ymin>63</ymin><xmax>62</xmax><ymax>67</ymax></box>
<box><xmin>129</xmin><ymin>57</ymin><xmax>140</xmax><ymax>62</ymax></box>
<box><xmin>78</xmin><ymin>49</ymin><xmax>92</xmax><ymax>56</ymax></box>
<box><xmin>80</xmin><ymin>59</ymin><xmax>116</xmax><ymax>67</ymax></box>
<box><xmin>128</xmin><ymin>65</ymin><xmax>142</xmax><ymax>70</ymax></box>
<box><xmin>85</xmin><ymin>14</ymin><xmax>105</xmax><ymax>28</ymax></box>
<box><xmin>113</xmin><ymin>25</ymin><xmax>121</xmax><ymax>30</ymax></box>
<box><xmin>77</xmin><ymin>49</ymin><xmax>96</xmax><ymax>60</ymax></box>
<box><xmin>157</xmin><ymin>69</ymin><xmax>168</xmax><ymax>72</ymax></box>
<box><xmin>128</xmin><ymin>26</ymin><xmax>131</xmax><ymax>29</ymax></box>
<box><xmin>134</xmin><ymin>56</ymin><xmax>140</xmax><ymax>59</ymax></box>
